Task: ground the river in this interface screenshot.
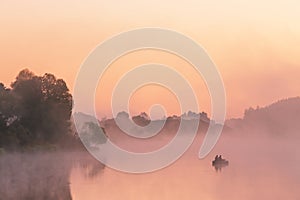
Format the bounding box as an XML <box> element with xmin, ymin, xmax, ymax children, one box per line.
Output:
<box><xmin>1</xmin><ymin>134</ymin><xmax>299</xmax><ymax>200</ymax></box>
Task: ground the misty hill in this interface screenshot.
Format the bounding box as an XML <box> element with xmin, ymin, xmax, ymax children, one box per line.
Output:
<box><xmin>226</xmin><ymin>97</ymin><xmax>300</xmax><ymax>135</ymax></box>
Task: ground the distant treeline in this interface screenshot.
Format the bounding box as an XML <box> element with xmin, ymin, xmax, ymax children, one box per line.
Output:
<box><xmin>226</xmin><ymin>97</ymin><xmax>300</xmax><ymax>135</ymax></box>
<box><xmin>0</xmin><ymin>69</ymin><xmax>75</xmax><ymax>151</ymax></box>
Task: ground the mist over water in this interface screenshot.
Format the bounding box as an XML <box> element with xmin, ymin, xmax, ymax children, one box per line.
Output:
<box><xmin>0</xmin><ymin>151</ymin><xmax>104</xmax><ymax>200</ymax></box>
<box><xmin>2</xmin><ymin>98</ymin><xmax>300</xmax><ymax>200</ymax></box>
<box><xmin>70</xmin><ymin>132</ymin><xmax>300</xmax><ymax>200</ymax></box>
<box><xmin>0</xmin><ymin>131</ymin><xmax>299</xmax><ymax>200</ymax></box>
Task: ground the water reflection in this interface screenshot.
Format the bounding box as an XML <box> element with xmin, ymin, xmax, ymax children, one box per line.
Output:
<box><xmin>70</xmin><ymin>135</ymin><xmax>300</xmax><ymax>200</ymax></box>
<box><xmin>0</xmin><ymin>151</ymin><xmax>104</xmax><ymax>200</ymax></box>
<box><xmin>1</xmin><ymin>136</ymin><xmax>300</xmax><ymax>200</ymax></box>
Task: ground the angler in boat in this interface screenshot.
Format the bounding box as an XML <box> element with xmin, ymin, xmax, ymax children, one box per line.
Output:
<box><xmin>212</xmin><ymin>155</ymin><xmax>229</xmax><ymax>171</ymax></box>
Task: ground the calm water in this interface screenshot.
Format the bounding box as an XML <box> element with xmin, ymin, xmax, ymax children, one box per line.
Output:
<box><xmin>1</xmin><ymin>135</ymin><xmax>300</xmax><ymax>200</ymax></box>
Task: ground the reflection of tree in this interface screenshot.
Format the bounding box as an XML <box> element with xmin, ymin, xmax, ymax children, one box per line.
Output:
<box><xmin>75</xmin><ymin>151</ymin><xmax>105</xmax><ymax>179</ymax></box>
<box><xmin>0</xmin><ymin>153</ymin><xmax>72</xmax><ymax>200</ymax></box>
<box><xmin>0</xmin><ymin>151</ymin><xmax>105</xmax><ymax>200</ymax></box>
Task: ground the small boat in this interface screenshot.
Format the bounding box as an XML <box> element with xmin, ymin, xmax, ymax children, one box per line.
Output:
<box><xmin>212</xmin><ymin>155</ymin><xmax>229</xmax><ymax>171</ymax></box>
<box><xmin>212</xmin><ymin>159</ymin><xmax>229</xmax><ymax>166</ymax></box>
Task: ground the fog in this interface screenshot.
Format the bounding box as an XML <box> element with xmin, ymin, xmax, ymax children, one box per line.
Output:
<box><xmin>1</xmin><ymin>103</ymin><xmax>300</xmax><ymax>200</ymax></box>
<box><xmin>1</xmin><ymin>131</ymin><xmax>299</xmax><ymax>200</ymax></box>
<box><xmin>70</xmin><ymin>132</ymin><xmax>300</xmax><ymax>199</ymax></box>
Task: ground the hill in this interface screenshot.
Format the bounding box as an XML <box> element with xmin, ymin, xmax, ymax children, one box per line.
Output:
<box><xmin>226</xmin><ymin>97</ymin><xmax>300</xmax><ymax>136</ymax></box>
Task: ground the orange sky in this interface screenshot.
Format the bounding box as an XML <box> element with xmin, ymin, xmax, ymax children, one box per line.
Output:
<box><xmin>1</xmin><ymin>0</ymin><xmax>299</xmax><ymax>119</ymax></box>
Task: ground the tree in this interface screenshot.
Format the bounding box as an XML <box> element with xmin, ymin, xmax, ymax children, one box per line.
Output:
<box><xmin>79</xmin><ymin>122</ymin><xmax>107</xmax><ymax>148</ymax></box>
<box><xmin>0</xmin><ymin>83</ymin><xmax>16</xmax><ymax>131</ymax></box>
<box><xmin>39</xmin><ymin>73</ymin><xmax>73</xmax><ymax>142</ymax></box>
<box><xmin>11</xmin><ymin>71</ymin><xmax>43</xmax><ymax>138</ymax></box>
<box><xmin>0</xmin><ymin>69</ymin><xmax>73</xmax><ymax>148</ymax></box>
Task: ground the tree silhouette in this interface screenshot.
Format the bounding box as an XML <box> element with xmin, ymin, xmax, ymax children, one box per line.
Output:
<box><xmin>0</xmin><ymin>69</ymin><xmax>73</xmax><ymax>150</ymax></box>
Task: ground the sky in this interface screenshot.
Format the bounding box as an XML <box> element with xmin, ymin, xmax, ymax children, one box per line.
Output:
<box><xmin>0</xmin><ymin>0</ymin><xmax>299</xmax><ymax>119</ymax></box>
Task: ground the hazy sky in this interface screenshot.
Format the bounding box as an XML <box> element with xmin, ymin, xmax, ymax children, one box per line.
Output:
<box><xmin>1</xmin><ymin>0</ymin><xmax>299</xmax><ymax>119</ymax></box>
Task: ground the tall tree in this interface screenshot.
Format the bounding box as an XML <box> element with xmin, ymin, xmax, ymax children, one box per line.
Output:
<box><xmin>9</xmin><ymin>69</ymin><xmax>73</xmax><ymax>144</ymax></box>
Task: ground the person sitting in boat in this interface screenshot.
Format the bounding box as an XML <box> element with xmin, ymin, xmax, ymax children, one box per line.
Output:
<box><xmin>214</xmin><ymin>155</ymin><xmax>224</xmax><ymax>161</ymax></box>
<box><xmin>215</xmin><ymin>155</ymin><xmax>219</xmax><ymax>161</ymax></box>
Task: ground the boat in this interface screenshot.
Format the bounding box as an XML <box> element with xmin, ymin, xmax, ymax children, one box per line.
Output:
<box><xmin>212</xmin><ymin>159</ymin><xmax>229</xmax><ymax>166</ymax></box>
<box><xmin>212</xmin><ymin>155</ymin><xmax>229</xmax><ymax>171</ymax></box>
